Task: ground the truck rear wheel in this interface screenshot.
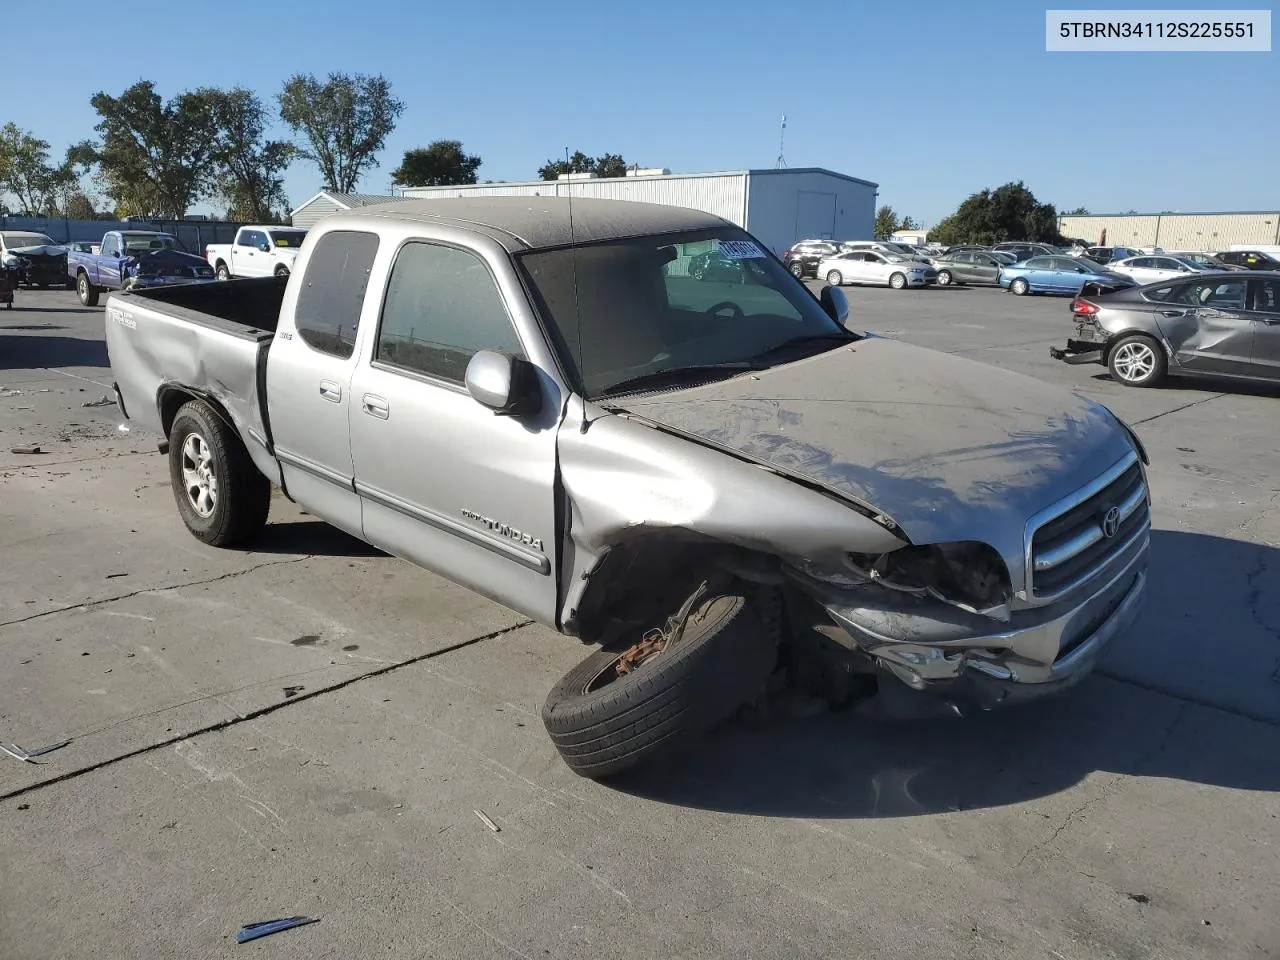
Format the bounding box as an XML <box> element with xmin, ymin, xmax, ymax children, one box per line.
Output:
<box><xmin>168</xmin><ymin>399</ymin><xmax>270</xmax><ymax>546</ymax></box>
<box><xmin>542</xmin><ymin>579</ymin><xmax>777</xmax><ymax>779</ymax></box>
<box><xmin>216</xmin><ymin>262</ymin><xmax>231</xmax><ymax>281</ymax></box>
<box><xmin>76</xmin><ymin>273</ymin><xmax>99</xmax><ymax>307</ymax></box>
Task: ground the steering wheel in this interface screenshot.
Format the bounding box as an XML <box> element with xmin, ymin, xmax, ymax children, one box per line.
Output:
<box><xmin>705</xmin><ymin>301</ymin><xmax>744</xmax><ymax>319</ymax></box>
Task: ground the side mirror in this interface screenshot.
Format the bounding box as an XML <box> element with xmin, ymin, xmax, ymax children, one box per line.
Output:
<box><xmin>465</xmin><ymin>350</ymin><xmax>541</xmax><ymax>417</ymax></box>
<box><xmin>260</xmin><ymin>243</ymin><xmax>272</xmax><ymax>253</ymax></box>
<box><xmin>819</xmin><ymin>284</ymin><xmax>850</xmax><ymax>326</ymax></box>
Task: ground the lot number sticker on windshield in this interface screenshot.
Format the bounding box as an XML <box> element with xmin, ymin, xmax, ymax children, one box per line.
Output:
<box><xmin>718</xmin><ymin>240</ymin><xmax>765</xmax><ymax>259</ymax></box>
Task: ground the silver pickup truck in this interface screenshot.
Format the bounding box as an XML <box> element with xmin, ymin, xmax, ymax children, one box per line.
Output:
<box><xmin>106</xmin><ymin>197</ymin><xmax>1151</xmax><ymax>779</ymax></box>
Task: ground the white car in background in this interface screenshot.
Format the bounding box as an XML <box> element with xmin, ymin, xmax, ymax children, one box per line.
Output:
<box><xmin>819</xmin><ymin>251</ymin><xmax>938</xmax><ymax>290</ymax></box>
<box><xmin>1106</xmin><ymin>254</ymin><xmax>1207</xmax><ymax>285</ymax></box>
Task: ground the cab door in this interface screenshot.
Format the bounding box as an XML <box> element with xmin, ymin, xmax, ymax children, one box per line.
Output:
<box><xmin>347</xmin><ymin>236</ymin><xmax>562</xmax><ymax>624</ymax></box>
<box><xmin>234</xmin><ymin>230</ymin><xmax>266</xmax><ymax>277</ymax></box>
<box><xmin>1246</xmin><ymin>277</ymin><xmax>1280</xmax><ymax>377</ymax></box>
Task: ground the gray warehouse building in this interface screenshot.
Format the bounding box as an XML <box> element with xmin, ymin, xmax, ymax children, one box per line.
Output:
<box><xmin>394</xmin><ymin>168</ymin><xmax>879</xmax><ymax>256</ymax></box>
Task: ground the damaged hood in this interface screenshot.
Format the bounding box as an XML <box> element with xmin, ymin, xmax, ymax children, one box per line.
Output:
<box><xmin>612</xmin><ymin>336</ymin><xmax>1135</xmax><ymax>568</ymax></box>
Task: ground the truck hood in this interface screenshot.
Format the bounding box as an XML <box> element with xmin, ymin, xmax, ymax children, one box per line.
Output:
<box><xmin>611</xmin><ymin>336</ymin><xmax>1135</xmax><ymax>570</ymax></box>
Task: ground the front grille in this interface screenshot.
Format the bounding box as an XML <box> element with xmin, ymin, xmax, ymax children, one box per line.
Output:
<box><xmin>1030</xmin><ymin>458</ymin><xmax>1148</xmax><ymax>600</ymax></box>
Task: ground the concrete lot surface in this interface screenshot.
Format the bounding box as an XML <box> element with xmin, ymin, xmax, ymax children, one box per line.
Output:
<box><xmin>2</xmin><ymin>286</ymin><xmax>1278</xmax><ymax>959</ymax></box>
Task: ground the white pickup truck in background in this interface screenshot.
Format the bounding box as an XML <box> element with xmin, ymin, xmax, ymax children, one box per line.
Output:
<box><xmin>205</xmin><ymin>225</ymin><xmax>308</xmax><ymax>279</ymax></box>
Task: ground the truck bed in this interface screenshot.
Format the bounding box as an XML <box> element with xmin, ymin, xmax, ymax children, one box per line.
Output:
<box><xmin>107</xmin><ymin>276</ymin><xmax>289</xmax><ymax>486</ymax></box>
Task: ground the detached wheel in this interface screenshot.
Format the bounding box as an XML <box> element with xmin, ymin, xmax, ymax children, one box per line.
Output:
<box><xmin>76</xmin><ymin>273</ymin><xmax>99</xmax><ymax>306</ymax></box>
<box><xmin>889</xmin><ymin>271</ymin><xmax>907</xmax><ymax>290</ymax></box>
<box><xmin>1107</xmin><ymin>334</ymin><xmax>1166</xmax><ymax>387</ymax></box>
<box><xmin>937</xmin><ymin>270</ymin><xmax>953</xmax><ymax>286</ymax></box>
<box><xmin>168</xmin><ymin>399</ymin><xmax>270</xmax><ymax>546</ymax></box>
<box><xmin>1010</xmin><ymin>277</ymin><xmax>1030</xmax><ymax>296</ymax></box>
<box><xmin>542</xmin><ymin>581</ymin><xmax>777</xmax><ymax>779</ymax></box>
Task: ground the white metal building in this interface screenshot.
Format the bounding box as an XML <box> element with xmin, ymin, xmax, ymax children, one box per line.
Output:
<box><xmin>397</xmin><ymin>168</ymin><xmax>878</xmax><ymax>256</ymax></box>
<box><xmin>290</xmin><ymin>190</ymin><xmax>404</xmax><ymax>229</ymax></box>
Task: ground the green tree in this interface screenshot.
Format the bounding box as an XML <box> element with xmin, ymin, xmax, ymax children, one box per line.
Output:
<box><xmin>929</xmin><ymin>181</ymin><xmax>1062</xmax><ymax>247</ymax></box>
<box><xmin>79</xmin><ymin>81</ymin><xmax>221</xmax><ymax>219</ymax></box>
<box><xmin>873</xmin><ymin>205</ymin><xmax>901</xmax><ymax>239</ymax></box>
<box><xmin>1063</xmin><ymin>206</ymin><xmax>1090</xmax><ymax>215</ymax></box>
<box><xmin>202</xmin><ymin>88</ymin><xmax>294</xmax><ymax>222</ymax></box>
<box><xmin>391</xmin><ymin>140</ymin><xmax>482</xmax><ymax>187</ymax></box>
<box><xmin>0</xmin><ymin>124</ymin><xmax>77</xmax><ymax>214</ymax></box>
<box><xmin>63</xmin><ymin>192</ymin><xmax>96</xmax><ymax>219</ymax></box>
<box><xmin>537</xmin><ymin>150</ymin><xmax>630</xmax><ymax>180</ymax></box>
<box><xmin>899</xmin><ymin>215</ymin><xmax>918</xmax><ymax>231</ymax></box>
<box><xmin>278</xmin><ymin>72</ymin><xmax>404</xmax><ymax>193</ymax></box>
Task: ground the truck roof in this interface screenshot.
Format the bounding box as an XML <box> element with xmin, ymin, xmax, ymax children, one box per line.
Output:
<box><xmin>344</xmin><ymin>197</ymin><xmax>729</xmax><ymax>251</ymax></box>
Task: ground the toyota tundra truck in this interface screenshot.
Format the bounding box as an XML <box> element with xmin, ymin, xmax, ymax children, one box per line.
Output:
<box><xmin>105</xmin><ymin>197</ymin><xmax>1152</xmax><ymax>779</ymax></box>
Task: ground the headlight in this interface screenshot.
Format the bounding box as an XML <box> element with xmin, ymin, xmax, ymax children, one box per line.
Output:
<box><xmin>846</xmin><ymin>542</ymin><xmax>1013</xmax><ymax>620</ymax></box>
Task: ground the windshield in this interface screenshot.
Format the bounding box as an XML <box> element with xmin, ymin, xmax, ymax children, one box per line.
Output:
<box><xmin>519</xmin><ymin>230</ymin><xmax>852</xmax><ymax>398</ymax></box>
<box><xmin>2</xmin><ymin>233</ymin><xmax>56</xmax><ymax>249</ymax></box>
<box><xmin>268</xmin><ymin>230</ymin><xmax>306</xmax><ymax>248</ymax></box>
<box><xmin>989</xmin><ymin>251</ymin><xmax>1017</xmax><ymax>264</ymax></box>
<box><xmin>121</xmin><ymin>234</ymin><xmax>181</xmax><ymax>253</ymax></box>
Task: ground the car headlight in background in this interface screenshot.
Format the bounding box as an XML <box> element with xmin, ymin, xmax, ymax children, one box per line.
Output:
<box><xmin>847</xmin><ymin>542</ymin><xmax>1013</xmax><ymax>620</ymax></box>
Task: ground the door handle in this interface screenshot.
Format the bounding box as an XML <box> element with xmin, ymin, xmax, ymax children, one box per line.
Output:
<box><xmin>319</xmin><ymin>380</ymin><xmax>342</xmax><ymax>402</ymax></box>
<box><xmin>362</xmin><ymin>394</ymin><xmax>390</xmax><ymax>419</ymax></box>
<box><xmin>1160</xmin><ymin>309</ymin><xmax>1186</xmax><ymax>317</ymax></box>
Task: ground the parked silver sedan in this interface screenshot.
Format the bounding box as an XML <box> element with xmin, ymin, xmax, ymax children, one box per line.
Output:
<box><xmin>1051</xmin><ymin>271</ymin><xmax>1280</xmax><ymax>387</ymax></box>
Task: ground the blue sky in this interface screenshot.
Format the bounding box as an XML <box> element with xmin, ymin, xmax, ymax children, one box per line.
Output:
<box><xmin>6</xmin><ymin>0</ymin><xmax>1276</xmax><ymax>223</ymax></box>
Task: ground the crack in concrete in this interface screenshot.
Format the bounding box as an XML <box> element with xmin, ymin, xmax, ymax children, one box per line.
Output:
<box><xmin>1015</xmin><ymin>703</ymin><xmax>1189</xmax><ymax>869</ymax></box>
<box><xmin>1133</xmin><ymin>393</ymin><xmax>1227</xmax><ymax>426</ymax></box>
<box><xmin>1093</xmin><ymin>668</ymin><xmax>1279</xmax><ymax>728</ymax></box>
<box><xmin>0</xmin><ymin>556</ymin><xmax>312</xmax><ymax>628</ymax></box>
<box><xmin>0</xmin><ymin>619</ymin><xmax>535</xmax><ymax>803</ymax></box>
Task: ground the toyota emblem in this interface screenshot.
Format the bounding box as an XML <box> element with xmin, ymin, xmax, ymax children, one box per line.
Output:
<box><xmin>1101</xmin><ymin>506</ymin><xmax>1122</xmax><ymax>538</ymax></box>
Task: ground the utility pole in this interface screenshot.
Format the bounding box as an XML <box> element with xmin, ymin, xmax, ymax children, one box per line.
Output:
<box><xmin>776</xmin><ymin>114</ymin><xmax>787</xmax><ymax>169</ymax></box>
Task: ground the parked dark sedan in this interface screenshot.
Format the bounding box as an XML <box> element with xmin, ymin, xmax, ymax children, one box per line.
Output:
<box><xmin>780</xmin><ymin>240</ymin><xmax>841</xmax><ymax>278</ymax></box>
<box><xmin>934</xmin><ymin>249</ymin><xmax>1015</xmax><ymax>286</ymax></box>
<box><xmin>1050</xmin><ymin>271</ymin><xmax>1280</xmax><ymax>387</ymax></box>
<box><xmin>1217</xmin><ymin>250</ymin><xmax>1280</xmax><ymax>271</ymax></box>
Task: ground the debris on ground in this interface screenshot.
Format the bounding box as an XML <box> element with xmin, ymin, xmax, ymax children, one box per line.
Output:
<box><xmin>1126</xmin><ymin>893</ymin><xmax>1151</xmax><ymax>904</ymax></box>
<box><xmin>10</xmin><ymin>444</ymin><xmax>42</xmax><ymax>455</ymax></box>
<box><xmin>82</xmin><ymin>395</ymin><xmax>114</xmax><ymax>407</ymax></box>
<box><xmin>0</xmin><ymin>389</ymin><xmax>23</xmax><ymax>398</ymax></box>
<box><xmin>105</xmin><ymin>572</ymin><xmax>128</xmax><ymax>579</ymax></box>
<box><xmin>474</xmin><ymin>809</ymin><xmax>501</xmax><ymax>833</ymax></box>
<box><xmin>15</xmin><ymin>739</ymin><xmax>71</xmax><ymax>758</ymax></box>
<box><xmin>282</xmin><ymin>685</ymin><xmax>305</xmax><ymax>698</ymax></box>
<box><xmin>235</xmin><ymin>916</ymin><xmax>319</xmax><ymax>943</ymax></box>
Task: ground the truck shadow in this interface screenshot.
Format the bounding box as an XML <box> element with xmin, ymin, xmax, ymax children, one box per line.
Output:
<box><xmin>244</xmin><ymin>519</ymin><xmax>386</xmax><ymax>558</ymax></box>
<box><xmin>0</xmin><ymin>334</ymin><xmax>109</xmax><ymax>371</ymax></box>
<box><xmin>614</xmin><ymin>528</ymin><xmax>1280</xmax><ymax>818</ymax></box>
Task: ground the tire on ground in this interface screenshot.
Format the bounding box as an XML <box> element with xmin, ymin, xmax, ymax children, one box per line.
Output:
<box><xmin>168</xmin><ymin>398</ymin><xmax>271</xmax><ymax>547</ymax></box>
<box><xmin>542</xmin><ymin>582</ymin><xmax>777</xmax><ymax>779</ymax></box>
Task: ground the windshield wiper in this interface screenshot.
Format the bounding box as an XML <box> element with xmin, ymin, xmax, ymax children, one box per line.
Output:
<box><xmin>599</xmin><ymin>362</ymin><xmax>765</xmax><ymax>397</ymax></box>
<box><xmin>749</xmin><ymin>332</ymin><xmax>857</xmax><ymax>363</ymax></box>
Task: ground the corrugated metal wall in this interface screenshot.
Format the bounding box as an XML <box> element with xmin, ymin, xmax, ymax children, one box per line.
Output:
<box><xmin>1059</xmin><ymin>212</ymin><xmax>1280</xmax><ymax>251</ymax></box>
<box><xmin>0</xmin><ymin>216</ymin><xmax>242</xmax><ymax>250</ymax></box>
<box><xmin>401</xmin><ymin>174</ymin><xmax>748</xmax><ymax>226</ymax></box>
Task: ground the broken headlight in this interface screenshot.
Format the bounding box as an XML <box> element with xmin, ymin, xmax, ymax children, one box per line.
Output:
<box><xmin>845</xmin><ymin>542</ymin><xmax>1013</xmax><ymax>622</ymax></box>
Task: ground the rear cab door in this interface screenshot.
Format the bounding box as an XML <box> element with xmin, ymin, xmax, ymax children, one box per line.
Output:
<box><xmin>266</xmin><ymin>226</ymin><xmax>382</xmax><ymax>538</ymax></box>
<box><xmin>346</xmin><ymin>223</ymin><xmax>565</xmax><ymax>625</ymax></box>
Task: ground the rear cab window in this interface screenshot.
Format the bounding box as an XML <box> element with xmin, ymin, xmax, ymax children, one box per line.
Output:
<box><xmin>295</xmin><ymin>230</ymin><xmax>380</xmax><ymax>359</ymax></box>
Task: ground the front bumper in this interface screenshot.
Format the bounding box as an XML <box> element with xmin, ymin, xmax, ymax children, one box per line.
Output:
<box><xmin>795</xmin><ymin>533</ymin><xmax>1148</xmax><ymax>708</ymax></box>
<box><xmin>129</xmin><ymin>275</ymin><xmax>218</xmax><ymax>289</ymax></box>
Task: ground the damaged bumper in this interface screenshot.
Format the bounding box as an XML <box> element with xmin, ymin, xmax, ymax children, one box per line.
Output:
<box><xmin>793</xmin><ymin>539</ymin><xmax>1147</xmax><ymax>708</ymax></box>
<box><xmin>1049</xmin><ymin>338</ymin><xmax>1106</xmax><ymax>365</ymax></box>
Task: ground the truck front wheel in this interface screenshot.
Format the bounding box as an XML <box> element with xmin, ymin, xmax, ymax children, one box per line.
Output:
<box><xmin>542</xmin><ymin>579</ymin><xmax>777</xmax><ymax>779</ymax></box>
<box><xmin>168</xmin><ymin>399</ymin><xmax>270</xmax><ymax>546</ymax></box>
<box><xmin>273</xmin><ymin>264</ymin><xmax>290</xmax><ymax>277</ymax></box>
<box><xmin>77</xmin><ymin>273</ymin><xmax>99</xmax><ymax>307</ymax></box>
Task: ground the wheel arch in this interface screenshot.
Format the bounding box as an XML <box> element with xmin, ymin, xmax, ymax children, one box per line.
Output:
<box><xmin>1103</xmin><ymin>327</ymin><xmax>1173</xmax><ymax>363</ymax></box>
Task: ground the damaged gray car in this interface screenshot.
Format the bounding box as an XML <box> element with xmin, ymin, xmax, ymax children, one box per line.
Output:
<box><xmin>105</xmin><ymin>197</ymin><xmax>1152</xmax><ymax>778</ymax></box>
<box><xmin>1052</xmin><ymin>271</ymin><xmax>1280</xmax><ymax>387</ymax></box>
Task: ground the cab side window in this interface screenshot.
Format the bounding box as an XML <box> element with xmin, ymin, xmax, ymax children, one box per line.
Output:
<box><xmin>100</xmin><ymin>234</ymin><xmax>119</xmax><ymax>257</ymax></box>
<box><xmin>295</xmin><ymin>230</ymin><xmax>380</xmax><ymax>360</ymax></box>
<box><xmin>375</xmin><ymin>242</ymin><xmax>523</xmax><ymax>384</ymax></box>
